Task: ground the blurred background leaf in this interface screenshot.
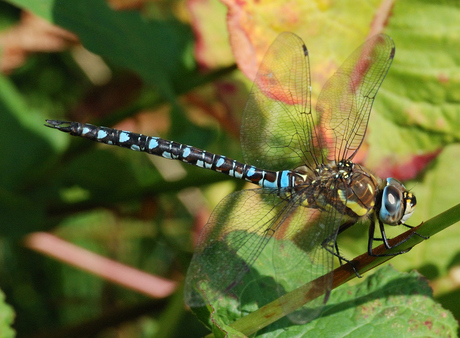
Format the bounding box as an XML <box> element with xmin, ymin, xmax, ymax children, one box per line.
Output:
<box><xmin>0</xmin><ymin>0</ymin><xmax>459</xmax><ymax>337</ymax></box>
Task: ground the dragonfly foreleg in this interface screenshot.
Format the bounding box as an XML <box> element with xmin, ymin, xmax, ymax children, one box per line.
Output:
<box><xmin>368</xmin><ymin>220</ymin><xmax>419</xmax><ymax>257</ymax></box>
<box><xmin>402</xmin><ymin>224</ymin><xmax>429</xmax><ymax>240</ymax></box>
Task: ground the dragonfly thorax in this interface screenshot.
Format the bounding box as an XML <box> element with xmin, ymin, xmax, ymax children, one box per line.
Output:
<box><xmin>291</xmin><ymin>162</ymin><xmax>380</xmax><ymax>220</ymax></box>
<box><xmin>295</xmin><ymin>161</ymin><xmax>417</xmax><ymax>227</ymax></box>
<box><xmin>305</xmin><ymin>162</ymin><xmax>417</xmax><ymax>227</ymax></box>
<box><xmin>332</xmin><ymin>163</ymin><xmax>379</xmax><ymax>219</ymax></box>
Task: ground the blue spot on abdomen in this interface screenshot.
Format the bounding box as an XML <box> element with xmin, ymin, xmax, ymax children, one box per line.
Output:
<box><xmin>119</xmin><ymin>131</ymin><xmax>130</xmax><ymax>143</ymax></box>
<box><xmin>148</xmin><ymin>137</ymin><xmax>159</xmax><ymax>149</ymax></box>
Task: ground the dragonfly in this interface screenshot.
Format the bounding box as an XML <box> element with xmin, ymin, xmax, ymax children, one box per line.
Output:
<box><xmin>45</xmin><ymin>32</ymin><xmax>417</xmax><ymax>324</ymax></box>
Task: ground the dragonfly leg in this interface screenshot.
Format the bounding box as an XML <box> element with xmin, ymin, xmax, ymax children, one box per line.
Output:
<box><xmin>322</xmin><ymin>239</ymin><xmax>361</xmax><ymax>278</ymax></box>
<box><xmin>368</xmin><ymin>220</ymin><xmax>424</xmax><ymax>257</ymax></box>
<box><xmin>334</xmin><ymin>241</ymin><xmax>344</xmax><ymax>266</ymax></box>
<box><xmin>402</xmin><ymin>224</ymin><xmax>429</xmax><ymax>240</ymax></box>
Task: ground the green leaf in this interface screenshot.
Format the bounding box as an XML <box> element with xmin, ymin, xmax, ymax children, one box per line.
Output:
<box><xmin>199</xmin><ymin>265</ymin><xmax>457</xmax><ymax>337</ymax></box>
<box><xmin>0</xmin><ymin>73</ymin><xmax>51</xmax><ymax>238</ymax></box>
<box><xmin>0</xmin><ymin>73</ymin><xmax>56</xmax><ymax>190</ymax></box>
<box><xmin>303</xmin><ymin>266</ymin><xmax>456</xmax><ymax>338</ymax></box>
<box><xmin>365</xmin><ymin>0</ymin><xmax>460</xmax><ymax>179</ymax></box>
<box><xmin>0</xmin><ymin>288</ymin><xmax>16</xmax><ymax>338</ymax></box>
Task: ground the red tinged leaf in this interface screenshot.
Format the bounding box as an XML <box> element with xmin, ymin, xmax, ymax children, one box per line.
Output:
<box><xmin>372</xmin><ymin>150</ymin><xmax>441</xmax><ymax>182</ymax></box>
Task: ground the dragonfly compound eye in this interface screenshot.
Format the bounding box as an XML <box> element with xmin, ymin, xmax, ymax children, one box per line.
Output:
<box><xmin>379</xmin><ymin>185</ymin><xmax>403</xmax><ymax>224</ymax></box>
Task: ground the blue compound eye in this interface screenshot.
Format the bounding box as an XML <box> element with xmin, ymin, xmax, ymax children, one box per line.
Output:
<box><xmin>379</xmin><ymin>185</ymin><xmax>402</xmax><ymax>224</ymax></box>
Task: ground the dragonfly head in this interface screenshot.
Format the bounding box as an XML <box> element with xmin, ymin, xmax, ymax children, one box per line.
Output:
<box><xmin>379</xmin><ymin>178</ymin><xmax>416</xmax><ymax>225</ymax></box>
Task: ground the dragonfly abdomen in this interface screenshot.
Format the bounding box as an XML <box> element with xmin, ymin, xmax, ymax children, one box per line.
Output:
<box><xmin>45</xmin><ymin>120</ymin><xmax>299</xmax><ymax>190</ymax></box>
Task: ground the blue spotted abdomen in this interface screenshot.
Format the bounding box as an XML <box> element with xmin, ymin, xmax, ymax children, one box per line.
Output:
<box><xmin>48</xmin><ymin>121</ymin><xmax>299</xmax><ymax>190</ymax></box>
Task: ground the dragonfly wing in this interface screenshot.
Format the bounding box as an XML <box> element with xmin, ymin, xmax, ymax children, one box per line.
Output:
<box><xmin>272</xmin><ymin>190</ymin><xmax>343</xmax><ymax>323</ymax></box>
<box><xmin>317</xmin><ymin>34</ymin><xmax>395</xmax><ymax>162</ymax></box>
<box><xmin>241</xmin><ymin>32</ymin><xmax>322</xmax><ymax>171</ymax></box>
<box><xmin>184</xmin><ymin>188</ymin><xmax>298</xmax><ymax>308</ymax></box>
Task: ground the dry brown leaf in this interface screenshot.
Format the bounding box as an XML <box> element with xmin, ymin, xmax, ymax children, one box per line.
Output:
<box><xmin>0</xmin><ymin>11</ymin><xmax>79</xmax><ymax>74</ymax></box>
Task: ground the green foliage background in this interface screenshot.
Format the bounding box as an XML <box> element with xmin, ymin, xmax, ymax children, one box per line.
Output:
<box><xmin>0</xmin><ymin>0</ymin><xmax>459</xmax><ymax>337</ymax></box>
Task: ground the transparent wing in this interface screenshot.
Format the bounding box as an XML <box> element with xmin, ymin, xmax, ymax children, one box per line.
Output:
<box><xmin>184</xmin><ymin>186</ymin><xmax>341</xmax><ymax>324</ymax></box>
<box><xmin>272</xmin><ymin>189</ymin><xmax>342</xmax><ymax>323</ymax></box>
<box><xmin>184</xmin><ymin>188</ymin><xmax>294</xmax><ymax>308</ymax></box>
<box><xmin>317</xmin><ymin>34</ymin><xmax>395</xmax><ymax>162</ymax></box>
<box><xmin>241</xmin><ymin>32</ymin><xmax>322</xmax><ymax>172</ymax></box>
